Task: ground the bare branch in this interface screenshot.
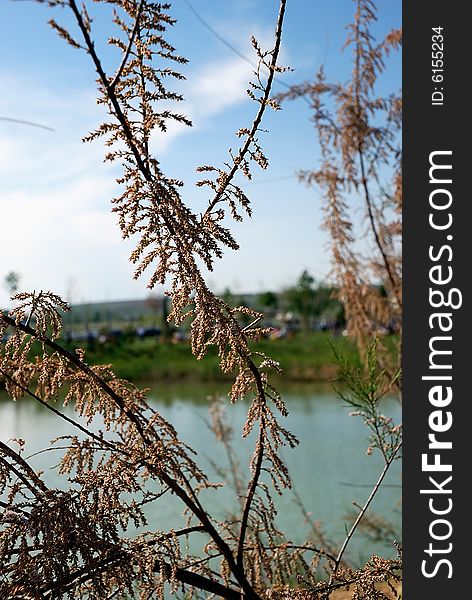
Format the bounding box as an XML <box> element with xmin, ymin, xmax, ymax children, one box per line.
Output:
<box><xmin>109</xmin><ymin>0</ymin><xmax>146</xmax><ymax>91</ymax></box>
<box><xmin>202</xmin><ymin>0</ymin><xmax>287</xmax><ymax>218</ymax></box>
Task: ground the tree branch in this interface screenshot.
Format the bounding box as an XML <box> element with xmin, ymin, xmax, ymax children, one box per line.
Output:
<box><xmin>0</xmin><ymin>440</ymin><xmax>49</xmax><ymax>496</ymax></box>
<box><xmin>0</xmin><ymin>366</ymin><xmax>120</xmax><ymax>453</ymax></box>
<box><xmin>39</xmin><ymin>527</ymin><xmax>240</xmax><ymax>600</ymax></box>
<box><xmin>0</xmin><ymin>313</ymin><xmax>149</xmax><ymax>442</ymax></box>
<box><xmin>202</xmin><ymin>0</ymin><xmax>287</xmax><ymax>218</ymax></box>
<box><xmin>0</xmin><ymin>316</ymin><xmax>256</xmax><ymax>598</ymax></box>
<box><xmin>237</xmin><ymin>423</ymin><xmax>264</xmax><ymax>568</ymax></box>
<box><xmin>109</xmin><ymin>0</ymin><xmax>145</xmax><ymax>91</ymax></box>
<box><xmin>68</xmin><ymin>0</ymin><xmax>153</xmax><ymax>183</ymax></box>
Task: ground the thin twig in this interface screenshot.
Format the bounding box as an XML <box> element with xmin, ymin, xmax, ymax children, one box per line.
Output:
<box><xmin>0</xmin><ymin>116</ymin><xmax>54</xmax><ymax>132</ymax></box>
<box><xmin>182</xmin><ymin>0</ymin><xmax>300</xmax><ymax>99</ymax></box>
<box><xmin>241</xmin><ymin>315</ymin><xmax>262</xmax><ymax>332</ymax></box>
<box><xmin>202</xmin><ymin>0</ymin><xmax>287</xmax><ymax>218</ymax></box>
<box><xmin>0</xmin><ymin>366</ymin><xmax>119</xmax><ymax>453</ymax></box>
<box><xmin>0</xmin><ymin>455</ymin><xmax>42</xmax><ymax>498</ymax></box>
<box><xmin>0</xmin><ymin>314</ymin><xmax>149</xmax><ymax>442</ymax></box>
<box><xmin>330</xmin><ymin>441</ymin><xmax>402</xmax><ymax>580</ymax></box>
<box><xmin>109</xmin><ymin>0</ymin><xmax>146</xmax><ymax>91</ymax></box>
<box><xmin>237</xmin><ymin>416</ymin><xmax>265</xmax><ymax>568</ymax></box>
<box><xmin>0</xmin><ymin>440</ymin><xmax>49</xmax><ymax>495</ymax></box>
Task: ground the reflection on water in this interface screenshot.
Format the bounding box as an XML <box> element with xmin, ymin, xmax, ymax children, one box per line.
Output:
<box><xmin>0</xmin><ymin>382</ymin><xmax>401</xmax><ymax>565</ymax></box>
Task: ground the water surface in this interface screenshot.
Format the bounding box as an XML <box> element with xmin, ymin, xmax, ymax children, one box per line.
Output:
<box><xmin>0</xmin><ymin>381</ymin><xmax>401</xmax><ymax>565</ymax></box>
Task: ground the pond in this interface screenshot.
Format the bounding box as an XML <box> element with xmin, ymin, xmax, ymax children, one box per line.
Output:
<box><xmin>0</xmin><ymin>381</ymin><xmax>401</xmax><ymax>566</ymax></box>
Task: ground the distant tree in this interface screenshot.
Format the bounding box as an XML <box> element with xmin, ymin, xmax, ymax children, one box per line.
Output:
<box><xmin>145</xmin><ymin>293</ymin><xmax>171</xmax><ymax>342</ymax></box>
<box><xmin>221</xmin><ymin>286</ymin><xmax>235</xmax><ymax>307</ymax></box>
<box><xmin>312</xmin><ymin>284</ymin><xmax>346</xmax><ymax>326</ymax></box>
<box><xmin>285</xmin><ymin>270</ymin><xmax>316</xmax><ymax>332</ymax></box>
<box><xmin>258</xmin><ymin>290</ymin><xmax>278</xmax><ymax>311</ymax></box>
<box><xmin>145</xmin><ymin>293</ymin><xmax>160</xmax><ymax>326</ymax></box>
<box><xmin>3</xmin><ymin>271</ymin><xmax>21</xmax><ymax>297</ymax></box>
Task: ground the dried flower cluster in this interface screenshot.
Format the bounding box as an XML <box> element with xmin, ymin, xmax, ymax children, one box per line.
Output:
<box><xmin>279</xmin><ymin>0</ymin><xmax>402</xmax><ymax>381</ymax></box>
<box><xmin>1</xmin><ymin>1</ymin><xmax>401</xmax><ymax>598</ymax></box>
<box><xmin>266</xmin><ymin>549</ymin><xmax>402</xmax><ymax>599</ymax></box>
<box><xmin>1</xmin><ymin>1</ymin><xmax>302</xmax><ymax>598</ymax></box>
<box><xmin>277</xmin><ymin>0</ymin><xmax>403</xmax><ymax>593</ymax></box>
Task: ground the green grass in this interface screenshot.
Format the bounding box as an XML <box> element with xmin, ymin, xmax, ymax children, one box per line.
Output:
<box><xmin>70</xmin><ymin>332</ymin><xmax>363</xmax><ymax>383</ymax></box>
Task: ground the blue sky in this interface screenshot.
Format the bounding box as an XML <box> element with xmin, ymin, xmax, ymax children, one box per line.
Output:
<box><xmin>0</xmin><ymin>0</ymin><xmax>400</xmax><ymax>306</ymax></box>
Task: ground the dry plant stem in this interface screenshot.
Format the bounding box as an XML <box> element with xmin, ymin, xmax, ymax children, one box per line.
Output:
<box><xmin>40</xmin><ymin>528</ymin><xmax>241</xmax><ymax>600</ymax></box>
<box><xmin>205</xmin><ymin>408</ymin><xmax>244</xmax><ymax>501</ymax></box>
<box><xmin>203</xmin><ymin>0</ymin><xmax>287</xmax><ymax>217</ymax></box>
<box><xmin>237</xmin><ymin>425</ymin><xmax>265</xmax><ymax>569</ymax></box>
<box><xmin>68</xmin><ymin>0</ymin><xmax>287</xmax><ymax>585</ymax></box>
<box><xmin>1</xmin><ymin>314</ymin><xmax>149</xmax><ymax>442</ymax></box>
<box><xmin>0</xmin><ymin>369</ymin><xmax>155</xmax><ymax>476</ymax></box>
<box><xmin>68</xmin><ymin>0</ymin><xmax>283</xmax><ymax>429</ymax></box>
<box><xmin>359</xmin><ymin>147</ymin><xmax>396</xmax><ymax>293</ymax></box>
<box><xmin>0</xmin><ymin>313</ymin><xmax>260</xmax><ymax>599</ymax></box>
<box><xmin>68</xmin><ymin>0</ymin><xmax>186</xmax><ymax>281</ymax></box>
<box><xmin>276</xmin><ymin>544</ymin><xmax>336</xmax><ymax>562</ymax></box>
<box><xmin>0</xmin><ymin>398</ymin><xmax>229</xmax><ymax>599</ymax></box>
<box><xmin>109</xmin><ymin>0</ymin><xmax>146</xmax><ymax>91</ymax></box>
<box><xmin>0</xmin><ymin>439</ymin><xmax>48</xmax><ymax>495</ymax></box>
<box><xmin>1</xmin><ymin>317</ymin><xmax>171</xmax><ymax>526</ymax></box>
<box><xmin>0</xmin><ymin>324</ymin><xmax>270</xmax><ymax>598</ymax></box>
<box><xmin>182</xmin><ymin>0</ymin><xmax>298</xmax><ymax>103</ymax></box>
<box><xmin>68</xmin><ymin>1</ymin><xmax>283</xmax><ymax>365</ymax></box>
<box><xmin>225</xmin><ymin>438</ymin><xmax>245</xmax><ymax>502</ymax></box>
<box><xmin>0</xmin><ymin>366</ymin><xmax>119</xmax><ymax>453</ymax></box>
<box><xmin>69</xmin><ymin>0</ymin><xmax>202</xmax><ymax>256</ymax></box>
<box><xmin>280</xmin><ymin>0</ymin><xmax>402</xmax><ymax>382</ymax></box>
<box><xmin>166</xmin><ymin>568</ymin><xmax>242</xmax><ymax>600</ymax></box>
<box><xmin>52</xmin><ymin>557</ymin><xmax>241</xmax><ymax>599</ymax></box>
<box><xmin>156</xmin><ymin>473</ymin><xmax>259</xmax><ymax>599</ymax></box>
<box><xmin>236</xmin><ymin>357</ymin><xmax>271</xmax><ymax>569</ymax></box>
<box><xmin>330</xmin><ymin>441</ymin><xmax>402</xmax><ymax>582</ymax></box>
<box><xmin>188</xmin><ymin>542</ymin><xmax>337</xmax><ymax>571</ymax></box>
<box><xmin>352</xmin><ymin>6</ymin><xmax>398</xmax><ymax>299</ymax></box>
<box><xmin>68</xmin><ymin>0</ymin><xmax>153</xmax><ymax>186</ymax></box>
<box><xmin>0</xmin><ymin>456</ymin><xmax>40</xmax><ymax>499</ymax></box>
<box><xmin>372</xmin><ymin>415</ymin><xmax>389</xmax><ymax>464</ymax></box>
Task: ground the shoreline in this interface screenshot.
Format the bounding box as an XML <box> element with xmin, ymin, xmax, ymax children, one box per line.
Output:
<box><xmin>1</xmin><ymin>332</ymin><xmax>398</xmax><ymax>387</ymax></box>
<box><xmin>66</xmin><ymin>331</ymin><xmax>360</xmax><ymax>384</ymax></box>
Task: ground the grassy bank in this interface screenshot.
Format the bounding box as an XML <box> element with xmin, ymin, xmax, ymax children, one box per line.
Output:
<box><xmin>68</xmin><ymin>332</ymin><xmax>362</xmax><ymax>383</ymax></box>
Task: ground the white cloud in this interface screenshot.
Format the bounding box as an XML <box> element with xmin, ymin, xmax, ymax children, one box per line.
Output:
<box><xmin>0</xmin><ymin>28</ymin><xmax>300</xmax><ymax>308</ymax></box>
<box><xmin>191</xmin><ymin>57</ymin><xmax>251</xmax><ymax>113</ymax></box>
<box><xmin>0</xmin><ymin>72</ymin><xmax>126</xmax><ymax>306</ymax></box>
<box><xmin>149</xmin><ymin>55</ymin><xmax>254</xmax><ymax>153</ymax></box>
<box><xmin>0</xmin><ymin>55</ymin><xmax>256</xmax><ymax>306</ymax></box>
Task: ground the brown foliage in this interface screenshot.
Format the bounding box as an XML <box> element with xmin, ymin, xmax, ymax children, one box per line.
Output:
<box><xmin>1</xmin><ymin>1</ymin><xmax>401</xmax><ymax>599</ymax></box>
<box><xmin>278</xmin><ymin>0</ymin><xmax>402</xmax><ymax>381</ymax></box>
